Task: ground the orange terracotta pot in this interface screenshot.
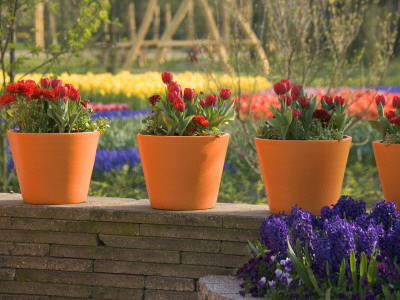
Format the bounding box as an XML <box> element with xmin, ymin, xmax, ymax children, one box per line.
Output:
<box><xmin>373</xmin><ymin>141</ymin><xmax>400</xmax><ymax>210</ymax></box>
<box><xmin>137</xmin><ymin>133</ymin><xmax>230</xmax><ymax>210</ymax></box>
<box><xmin>8</xmin><ymin>131</ymin><xmax>100</xmax><ymax>205</ymax></box>
<box><xmin>254</xmin><ymin>136</ymin><xmax>352</xmax><ymax>215</ymax></box>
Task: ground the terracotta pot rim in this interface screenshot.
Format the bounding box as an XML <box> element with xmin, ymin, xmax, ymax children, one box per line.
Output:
<box><xmin>137</xmin><ymin>132</ymin><xmax>230</xmax><ymax>138</ymax></box>
<box><xmin>372</xmin><ymin>140</ymin><xmax>399</xmax><ymax>145</ymax></box>
<box><xmin>7</xmin><ymin>130</ymin><xmax>99</xmax><ymax>136</ymax></box>
<box><xmin>254</xmin><ymin>135</ymin><xmax>351</xmax><ymax>143</ymax></box>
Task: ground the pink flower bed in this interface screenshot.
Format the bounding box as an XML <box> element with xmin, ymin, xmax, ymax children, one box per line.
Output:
<box><xmin>88</xmin><ymin>102</ymin><xmax>130</xmax><ymax>112</ymax></box>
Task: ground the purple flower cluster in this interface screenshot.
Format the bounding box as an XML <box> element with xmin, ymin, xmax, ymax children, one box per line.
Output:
<box><xmin>239</xmin><ymin>196</ymin><xmax>400</xmax><ymax>298</ymax></box>
<box><xmin>94</xmin><ymin>148</ymin><xmax>141</xmax><ymax>173</ymax></box>
<box><xmin>91</xmin><ymin>109</ymin><xmax>150</xmax><ymax>120</ymax></box>
<box><xmin>260</xmin><ymin>196</ymin><xmax>400</xmax><ymax>271</ymax></box>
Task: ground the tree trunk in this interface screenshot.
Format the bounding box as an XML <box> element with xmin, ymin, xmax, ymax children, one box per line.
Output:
<box><xmin>35</xmin><ymin>2</ymin><xmax>45</xmax><ymax>49</ymax></box>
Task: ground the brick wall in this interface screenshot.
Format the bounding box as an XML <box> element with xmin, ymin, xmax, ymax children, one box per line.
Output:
<box><xmin>0</xmin><ymin>193</ymin><xmax>269</xmax><ymax>299</ymax></box>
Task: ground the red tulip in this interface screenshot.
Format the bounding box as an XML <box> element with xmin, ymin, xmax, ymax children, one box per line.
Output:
<box><xmin>173</xmin><ymin>97</ymin><xmax>185</xmax><ymax>112</ymax></box>
<box><xmin>386</xmin><ymin>110</ymin><xmax>396</xmax><ymax>119</ymax></box>
<box><xmin>167</xmin><ymin>90</ymin><xmax>179</xmax><ymax>103</ymax></box>
<box><xmin>168</xmin><ymin>81</ymin><xmax>182</xmax><ymax>95</ymax></box>
<box><xmin>393</xmin><ymin>96</ymin><xmax>400</xmax><ymax>109</ymax></box>
<box><xmin>220</xmin><ymin>89</ymin><xmax>231</xmax><ymax>100</ymax></box>
<box><xmin>199</xmin><ymin>99</ymin><xmax>205</xmax><ymax>108</ymax></box>
<box><xmin>273</xmin><ymin>81</ymin><xmax>288</xmax><ymax>95</ymax></box>
<box><xmin>321</xmin><ymin>96</ymin><xmax>333</xmax><ymax>106</ymax></box>
<box><xmin>334</xmin><ymin>96</ymin><xmax>345</xmax><ymax>106</ymax></box>
<box><xmin>292</xmin><ymin>109</ymin><xmax>301</xmax><ymax>120</ymax></box>
<box><xmin>183</xmin><ymin>88</ymin><xmax>195</xmax><ymax>101</ymax></box>
<box><xmin>59</xmin><ymin>86</ymin><xmax>69</xmax><ymax>98</ymax></box>
<box><xmin>312</xmin><ymin>109</ymin><xmax>331</xmax><ymax>124</ymax></box>
<box><xmin>205</xmin><ymin>95</ymin><xmax>218</xmax><ymax>106</ymax></box>
<box><xmin>375</xmin><ymin>95</ymin><xmax>387</xmax><ymax>107</ymax></box>
<box><xmin>299</xmin><ymin>96</ymin><xmax>309</xmax><ymax>108</ymax></box>
<box><xmin>281</xmin><ymin>79</ymin><xmax>292</xmax><ymax>91</ymax></box>
<box><xmin>161</xmin><ymin>72</ymin><xmax>173</xmax><ymax>84</ymax></box>
<box><xmin>69</xmin><ymin>90</ymin><xmax>80</xmax><ymax>102</ymax></box>
<box><xmin>282</xmin><ymin>95</ymin><xmax>293</xmax><ymax>106</ymax></box>
<box><xmin>40</xmin><ymin>78</ymin><xmax>51</xmax><ymax>89</ymax></box>
<box><xmin>51</xmin><ymin>79</ymin><xmax>62</xmax><ymax>89</ymax></box>
<box><xmin>389</xmin><ymin>115</ymin><xmax>400</xmax><ymax>126</ymax></box>
<box><xmin>291</xmin><ymin>85</ymin><xmax>302</xmax><ymax>99</ymax></box>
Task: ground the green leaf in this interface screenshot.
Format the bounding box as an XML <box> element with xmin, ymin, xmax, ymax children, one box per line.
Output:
<box><xmin>325</xmin><ymin>288</ymin><xmax>331</xmax><ymax>300</ymax></box>
<box><xmin>326</xmin><ymin>261</ymin><xmax>332</xmax><ymax>288</ymax></box>
<box><xmin>307</xmin><ymin>267</ymin><xmax>322</xmax><ymax>296</ymax></box>
<box><xmin>222</xmin><ymin>99</ymin><xmax>234</xmax><ymax>115</ymax></box>
<box><xmin>338</xmin><ymin>259</ymin><xmax>346</xmax><ymax>287</ymax></box>
<box><xmin>305</xmin><ymin>242</ymin><xmax>312</xmax><ymax>267</ymax></box>
<box><xmin>382</xmin><ymin>286</ymin><xmax>393</xmax><ymax>300</ymax></box>
<box><xmin>208</xmin><ymin>116</ymin><xmax>226</xmax><ymax>128</ymax></box>
<box><xmin>247</xmin><ymin>240</ymin><xmax>259</xmax><ymax>256</ymax></box>
<box><xmin>359</xmin><ymin>252</ymin><xmax>367</xmax><ymax>292</ymax></box>
<box><xmin>286</xmin><ymin>236</ymin><xmax>312</xmax><ymax>288</ymax></box>
<box><xmin>350</xmin><ymin>250</ymin><xmax>357</xmax><ymax>293</ymax></box>
<box><xmin>178</xmin><ymin>115</ymin><xmax>194</xmax><ymax>136</ymax></box>
<box><xmin>367</xmin><ymin>256</ymin><xmax>376</xmax><ymax>284</ymax></box>
<box><xmin>296</xmin><ymin>238</ymin><xmax>302</xmax><ymax>259</ymax></box>
<box><xmin>267</xmin><ymin>118</ymin><xmax>281</xmax><ymax>127</ymax></box>
<box><xmin>369</xmin><ymin>120</ymin><xmax>385</xmax><ymax>139</ymax></box>
<box><xmin>285</xmin><ymin>110</ymin><xmax>293</xmax><ymax>124</ymax></box>
<box><xmin>335</xmin><ymin>114</ymin><xmax>349</xmax><ymax>132</ymax></box>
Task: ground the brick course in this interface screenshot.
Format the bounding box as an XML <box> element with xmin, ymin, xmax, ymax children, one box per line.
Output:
<box><xmin>0</xmin><ymin>193</ymin><xmax>269</xmax><ymax>299</ymax></box>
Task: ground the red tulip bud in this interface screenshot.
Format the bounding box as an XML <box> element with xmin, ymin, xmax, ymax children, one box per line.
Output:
<box><xmin>173</xmin><ymin>97</ymin><xmax>185</xmax><ymax>112</ymax></box>
<box><xmin>199</xmin><ymin>99</ymin><xmax>205</xmax><ymax>108</ymax></box>
<box><xmin>386</xmin><ymin>110</ymin><xmax>396</xmax><ymax>119</ymax></box>
<box><xmin>51</xmin><ymin>79</ymin><xmax>62</xmax><ymax>89</ymax></box>
<box><xmin>392</xmin><ymin>96</ymin><xmax>400</xmax><ymax>109</ymax></box>
<box><xmin>59</xmin><ymin>86</ymin><xmax>69</xmax><ymax>98</ymax></box>
<box><xmin>292</xmin><ymin>109</ymin><xmax>301</xmax><ymax>120</ymax></box>
<box><xmin>334</xmin><ymin>96</ymin><xmax>345</xmax><ymax>106</ymax></box>
<box><xmin>183</xmin><ymin>88</ymin><xmax>195</xmax><ymax>101</ymax></box>
<box><xmin>375</xmin><ymin>95</ymin><xmax>387</xmax><ymax>107</ymax></box>
<box><xmin>322</xmin><ymin>96</ymin><xmax>333</xmax><ymax>106</ymax></box>
<box><xmin>291</xmin><ymin>85</ymin><xmax>302</xmax><ymax>99</ymax></box>
<box><xmin>205</xmin><ymin>95</ymin><xmax>218</xmax><ymax>107</ymax></box>
<box><xmin>282</xmin><ymin>95</ymin><xmax>293</xmax><ymax>106</ymax></box>
<box><xmin>161</xmin><ymin>72</ymin><xmax>173</xmax><ymax>84</ymax></box>
<box><xmin>299</xmin><ymin>96</ymin><xmax>309</xmax><ymax>108</ymax></box>
<box><xmin>40</xmin><ymin>78</ymin><xmax>51</xmax><ymax>89</ymax></box>
<box><xmin>220</xmin><ymin>89</ymin><xmax>231</xmax><ymax>100</ymax></box>
<box><xmin>167</xmin><ymin>90</ymin><xmax>179</xmax><ymax>103</ymax></box>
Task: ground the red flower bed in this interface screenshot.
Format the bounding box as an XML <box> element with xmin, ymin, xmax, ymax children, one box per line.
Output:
<box><xmin>236</xmin><ymin>88</ymin><xmax>400</xmax><ymax>120</ymax></box>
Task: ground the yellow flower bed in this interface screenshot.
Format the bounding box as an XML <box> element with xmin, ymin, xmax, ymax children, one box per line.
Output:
<box><xmin>5</xmin><ymin>71</ymin><xmax>271</xmax><ymax>99</ymax></box>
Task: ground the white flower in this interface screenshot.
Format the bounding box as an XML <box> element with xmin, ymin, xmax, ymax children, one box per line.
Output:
<box><xmin>275</xmin><ymin>269</ymin><xmax>283</xmax><ymax>277</ymax></box>
<box><xmin>268</xmin><ymin>280</ymin><xmax>275</xmax><ymax>287</ymax></box>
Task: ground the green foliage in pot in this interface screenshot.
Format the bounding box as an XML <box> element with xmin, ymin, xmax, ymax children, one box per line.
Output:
<box><xmin>369</xmin><ymin>95</ymin><xmax>400</xmax><ymax>144</ymax></box>
<box><xmin>139</xmin><ymin>72</ymin><xmax>235</xmax><ymax>136</ymax></box>
<box><xmin>0</xmin><ymin>78</ymin><xmax>109</xmax><ymax>134</ymax></box>
<box><xmin>257</xmin><ymin>79</ymin><xmax>351</xmax><ymax>140</ymax></box>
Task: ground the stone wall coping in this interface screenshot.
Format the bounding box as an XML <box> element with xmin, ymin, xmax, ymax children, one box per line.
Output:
<box><xmin>0</xmin><ymin>193</ymin><xmax>270</xmax><ymax>228</ymax></box>
<box><xmin>198</xmin><ymin>275</ymin><xmax>264</xmax><ymax>300</ymax></box>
